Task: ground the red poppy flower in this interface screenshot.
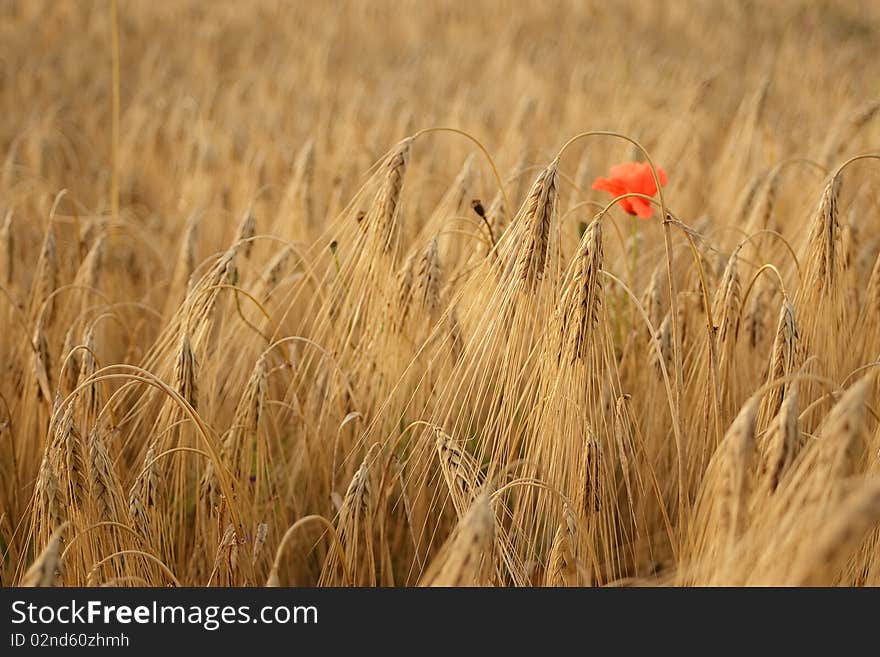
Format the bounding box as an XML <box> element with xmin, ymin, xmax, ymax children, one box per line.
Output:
<box><xmin>592</xmin><ymin>162</ymin><xmax>668</xmax><ymax>219</ymax></box>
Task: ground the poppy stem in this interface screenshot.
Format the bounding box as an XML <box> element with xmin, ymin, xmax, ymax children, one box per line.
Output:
<box><xmin>630</xmin><ymin>214</ymin><xmax>638</xmax><ymax>328</ymax></box>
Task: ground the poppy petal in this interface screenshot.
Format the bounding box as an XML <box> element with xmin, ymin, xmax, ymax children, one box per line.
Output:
<box><xmin>591</xmin><ymin>177</ymin><xmax>621</xmax><ymax>194</ymax></box>
<box><xmin>618</xmin><ymin>198</ymin><xmax>637</xmax><ymax>215</ymax></box>
<box><xmin>634</xmin><ymin>166</ymin><xmax>658</xmax><ymax>195</ymax></box>
<box><xmin>630</xmin><ymin>197</ymin><xmax>654</xmax><ymax>218</ymax></box>
<box><xmin>609</xmin><ymin>162</ymin><xmax>637</xmax><ymax>180</ymax></box>
<box><xmin>593</xmin><ymin>162</ymin><xmax>667</xmax><ymax>219</ymax></box>
<box><xmin>591</xmin><ymin>176</ymin><xmax>611</xmax><ymax>191</ymax></box>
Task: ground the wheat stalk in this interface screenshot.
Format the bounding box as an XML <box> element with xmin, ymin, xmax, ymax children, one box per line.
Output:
<box><xmin>21</xmin><ymin>524</ymin><xmax>68</xmax><ymax>587</ymax></box>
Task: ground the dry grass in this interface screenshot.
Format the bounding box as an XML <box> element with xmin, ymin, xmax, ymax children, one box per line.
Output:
<box><xmin>2</xmin><ymin>0</ymin><xmax>880</xmax><ymax>587</ymax></box>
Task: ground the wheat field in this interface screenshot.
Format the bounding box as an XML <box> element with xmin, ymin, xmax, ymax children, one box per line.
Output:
<box><xmin>3</xmin><ymin>0</ymin><xmax>880</xmax><ymax>587</ymax></box>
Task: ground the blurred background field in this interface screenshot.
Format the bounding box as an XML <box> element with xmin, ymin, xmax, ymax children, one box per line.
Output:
<box><xmin>3</xmin><ymin>0</ymin><xmax>878</xmax><ymax>229</ymax></box>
